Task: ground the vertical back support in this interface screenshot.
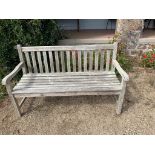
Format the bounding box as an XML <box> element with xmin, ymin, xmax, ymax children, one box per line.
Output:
<box><xmin>66</xmin><ymin>51</ymin><xmax>71</xmax><ymax>72</ymax></box>
<box><xmin>31</xmin><ymin>52</ymin><xmax>38</xmax><ymax>73</ymax></box>
<box><xmin>48</xmin><ymin>51</ymin><xmax>55</xmax><ymax>72</ymax></box>
<box><xmin>100</xmin><ymin>50</ymin><xmax>105</xmax><ymax>71</ymax></box>
<box><xmin>106</xmin><ymin>50</ymin><xmax>111</xmax><ymax>71</ymax></box>
<box><xmin>54</xmin><ymin>51</ymin><xmax>60</xmax><ymax>72</ymax></box>
<box><xmin>78</xmin><ymin>51</ymin><xmax>81</xmax><ymax>72</ymax></box>
<box><xmin>43</xmin><ymin>51</ymin><xmax>49</xmax><ymax>73</ymax></box>
<box><xmin>84</xmin><ymin>51</ymin><xmax>87</xmax><ymax>71</ymax></box>
<box><xmin>89</xmin><ymin>51</ymin><xmax>93</xmax><ymax>71</ymax></box>
<box><xmin>60</xmin><ymin>51</ymin><xmax>65</xmax><ymax>72</ymax></box>
<box><xmin>72</xmin><ymin>51</ymin><xmax>76</xmax><ymax>72</ymax></box>
<box><xmin>25</xmin><ymin>52</ymin><xmax>32</xmax><ymax>73</ymax></box>
<box><xmin>94</xmin><ymin>50</ymin><xmax>99</xmax><ymax>71</ymax></box>
<box><xmin>17</xmin><ymin>44</ymin><xmax>26</xmax><ymax>74</ymax></box>
<box><xmin>37</xmin><ymin>51</ymin><xmax>43</xmax><ymax>73</ymax></box>
<box><xmin>111</xmin><ymin>42</ymin><xmax>118</xmax><ymax>71</ymax></box>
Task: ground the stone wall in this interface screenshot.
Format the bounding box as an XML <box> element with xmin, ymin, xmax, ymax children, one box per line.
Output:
<box><xmin>116</xmin><ymin>19</ymin><xmax>144</xmax><ymax>55</ymax></box>
<box><xmin>129</xmin><ymin>38</ymin><xmax>155</xmax><ymax>56</ymax></box>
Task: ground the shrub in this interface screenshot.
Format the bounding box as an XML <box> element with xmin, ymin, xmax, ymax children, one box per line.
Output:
<box><xmin>0</xmin><ymin>19</ymin><xmax>64</xmax><ymax>100</ymax></box>
<box><xmin>141</xmin><ymin>50</ymin><xmax>155</xmax><ymax>68</ymax></box>
<box><xmin>116</xmin><ymin>42</ymin><xmax>133</xmax><ymax>72</ymax></box>
<box><xmin>0</xmin><ymin>19</ymin><xmax>63</xmax><ymax>72</ymax></box>
<box><xmin>117</xmin><ymin>53</ymin><xmax>133</xmax><ymax>72</ymax></box>
<box><xmin>112</xmin><ymin>34</ymin><xmax>132</xmax><ymax>72</ymax></box>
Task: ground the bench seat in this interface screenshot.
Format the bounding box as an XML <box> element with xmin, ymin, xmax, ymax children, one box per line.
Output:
<box><xmin>12</xmin><ymin>72</ymin><xmax>122</xmax><ymax>97</ymax></box>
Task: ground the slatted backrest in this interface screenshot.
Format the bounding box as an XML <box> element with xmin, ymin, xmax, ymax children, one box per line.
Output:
<box><xmin>17</xmin><ymin>43</ymin><xmax>117</xmax><ymax>74</ymax></box>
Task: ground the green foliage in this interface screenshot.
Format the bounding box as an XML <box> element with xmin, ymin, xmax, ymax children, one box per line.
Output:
<box><xmin>117</xmin><ymin>53</ymin><xmax>133</xmax><ymax>72</ymax></box>
<box><xmin>112</xmin><ymin>34</ymin><xmax>132</xmax><ymax>72</ymax></box>
<box><xmin>0</xmin><ymin>19</ymin><xmax>63</xmax><ymax>71</ymax></box>
<box><xmin>0</xmin><ymin>19</ymin><xmax>63</xmax><ymax>100</ymax></box>
<box><xmin>116</xmin><ymin>42</ymin><xmax>133</xmax><ymax>72</ymax></box>
<box><xmin>141</xmin><ymin>50</ymin><xmax>155</xmax><ymax>68</ymax></box>
<box><xmin>0</xmin><ymin>67</ymin><xmax>6</xmax><ymax>100</ymax></box>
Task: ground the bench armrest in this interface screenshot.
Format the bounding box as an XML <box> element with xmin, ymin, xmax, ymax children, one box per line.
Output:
<box><xmin>112</xmin><ymin>60</ymin><xmax>129</xmax><ymax>82</ymax></box>
<box><xmin>2</xmin><ymin>62</ymin><xmax>24</xmax><ymax>85</ymax></box>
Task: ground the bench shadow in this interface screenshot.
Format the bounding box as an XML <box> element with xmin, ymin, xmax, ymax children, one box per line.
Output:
<box><xmin>122</xmin><ymin>82</ymin><xmax>138</xmax><ymax>113</ymax></box>
<box><xmin>21</xmin><ymin>95</ymin><xmax>117</xmax><ymax>117</ymax></box>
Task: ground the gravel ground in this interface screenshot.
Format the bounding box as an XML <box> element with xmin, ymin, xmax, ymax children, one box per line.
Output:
<box><xmin>0</xmin><ymin>69</ymin><xmax>155</xmax><ymax>135</ymax></box>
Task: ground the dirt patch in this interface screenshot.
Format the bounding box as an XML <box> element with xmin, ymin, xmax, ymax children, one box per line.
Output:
<box><xmin>0</xmin><ymin>68</ymin><xmax>155</xmax><ymax>135</ymax></box>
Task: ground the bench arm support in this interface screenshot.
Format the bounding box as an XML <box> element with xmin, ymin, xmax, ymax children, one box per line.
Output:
<box><xmin>2</xmin><ymin>62</ymin><xmax>24</xmax><ymax>85</ymax></box>
<box><xmin>112</xmin><ymin>60</ymin><xmax>129</xmax><ymax>82</ymax></box>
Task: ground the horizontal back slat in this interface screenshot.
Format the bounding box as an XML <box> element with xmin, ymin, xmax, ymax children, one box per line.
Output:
<box><xmin>22</xmin><ymin>44</ymin><xmax>115</xmax><ymax>52</ymax></box>
<box><xmin>19</xmin><ymin>43</ymin><xmax>117</xmax><ymax>73</ymax></box>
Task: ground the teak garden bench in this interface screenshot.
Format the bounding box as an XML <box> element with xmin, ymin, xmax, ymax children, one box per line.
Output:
<box><xmin>2</xmin><ymin>43</ymin><xmax>129</xmax><ymax>117</ymax></box>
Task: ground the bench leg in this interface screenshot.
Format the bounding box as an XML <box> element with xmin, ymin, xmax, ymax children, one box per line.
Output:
<box><xmin>10</xmin><ymin>94</ymin><xmax>22</xmax><ymax>117</ymax></box>
<box><xmin>6</xmin><ymin>85</ymin><xmax>21</xmax><ymax>117</ymax></box>
<box><xmin>116</xmin><ymin>80</ymin><xmax>126</xmax><ymax>114</ymax></box>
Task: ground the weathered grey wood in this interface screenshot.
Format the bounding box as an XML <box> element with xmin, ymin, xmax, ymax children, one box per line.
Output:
<box><xmin>54</xmin><ymin>51</ymin><xmax>60</xmax><ymax>72</ymax></box>
<box><xmin>113</xmin><ymin>60</ymin><xmax>129</xmax><ymax>81</ymax></box>
<box><xmin>100</xmin><ymin>50</ymin><xmax>105</xmax><ymax>71</ymax></box>
<box><xmin>72</xmin><ymin>51</ymin><xmax>76</xmax><ymax>72</ymax></box>
<box><xmin>17</xmin><ymin>74</ymin><xmax>120</xmax><ymax>84</ymax></box>
<box><xmin>2</xmin><ymin>62</ymin><xmax>24</xmax><ymax>85</ymax></box>
<box><xmin>66</xmin><ymin>51</ymin><xmax>71</xmax><ymax>72</ymax></box>
<box><xmin>84</xmin><ymin>51</ymin><xmax>87</xmax><ymax>71</ymax></box>
<box><xmin>2</xmin><ymin>43</ymin><xmax>130</xmax><ymax>116</ymax></box>
<box><xmin>48</xmin><ymin>51</ymin><xmax>55</xmax><ymax>72</ymax></box>
<box><xmin>23</xmin><ymin>71</ymin><xmax>115</xmax><ymax>77</ymax></box>
<box><xmin>22</xmin><ymin>44</ymin><xmax>115</xmax><ymax>52</ymax></box>
<box><xmin>20</xmin><ymin>76</ymin><xmax>118</xmax><ymax>80</ymax></box>
<box><xmin>43</xmin><ymin>51</ymin><xmax>49</xmax><ymax>73</ymax></box>
<box><xmin>13</xmin><ymin>85</ymin><xmax>121</xmax><ymax>94</ymax></box>
<box><xmin>20</xmin><ymin>78</ymin><xmax>118</xmax><ymax>84</ymax></box>
<box><xmin>17</xmin><ymin>45</ymin><xmax>26</xmax><ymax>74</ymax></box>
<box><xmin>60</xmin><ymin>51</ymin><xmax>65</xmax><ymax>72</ymax></box>
<box><xmin>15</xmin><ymin>73</ymin><xmax>119</xmax><ymax>82</ymax></box>
<box><xmin>111</xmin><ymin>42</ymin><xmax>117</xmax><ymax>71</ymax></box>
<box><xmin>78</xmin><ymin>51</ymin><xmax>82</xmax><ymax>71</ymax></box>
<box><xmin>25</xmin><ymin>52</ymin><xmax>32</xmax><ymax>73</ymax></box>
<box><xmin>21</xmin><ymin>72</ymin><xmax>117</xmax><ymax>79</ymax></box>
<box><xmin>116</xmin><ymin>80</ymin><xmax>126</xmax><ymax>114</ymax></box>
<box><xmin>95</xmin><ymin>50</ymin><xmax>99</xmax><ymax>70</ymax></box>
<box><xmin>31</xmin><ymin>52</ymin><xmax>38</xmax><ymax>73</ymax></box>
<box><xmin>19</xmin><ymin>97</ymin><xmax>26</xmax><ymax>108</ymax></box>
<box><xmin>19</xmin><ymin>79</ymin><xmax>119</xmax><ymax>84</ymax></box>
<box><xmin>14</xmin><ymin>91</ymin><xmax>120</xmax><ymax>98</ymax></box>
<box><xmin>13</xmin><ymin>72</ymin><xmax>121</xmax><ymax>96</ymax></box>
<box><xmin>18</xmin><ymin>83</ymin><xmax>120</xmax><ymax>89</ymax></box>
<box><xmin>17</xmin><ymin>81</ymin><xmax>120</xmax><ymax>86</ymax></box>
<box><xmin>37</xmin><ymin>51</ymin><xmax>43</xmax><ymax>73</ymax></box>
<box><xmin>15</xmin><ymin>82</ymin><xmax>121</xmax><ymax>88</ymax></box>
<box><xmin>89</xmin><ymin>51</ymin><xmax>93</xmax><ymax>71</ymax></box>
<box><xmin>106</xmin><ymin>50</ymin><xmax>111</xmax><ymax>71</ymax></box>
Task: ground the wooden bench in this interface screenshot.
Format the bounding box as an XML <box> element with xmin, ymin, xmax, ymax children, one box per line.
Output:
<box><xmin>2</xmin><ymin>43</ymin><xmax>129</xmax><ymax>117</ymax></box>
